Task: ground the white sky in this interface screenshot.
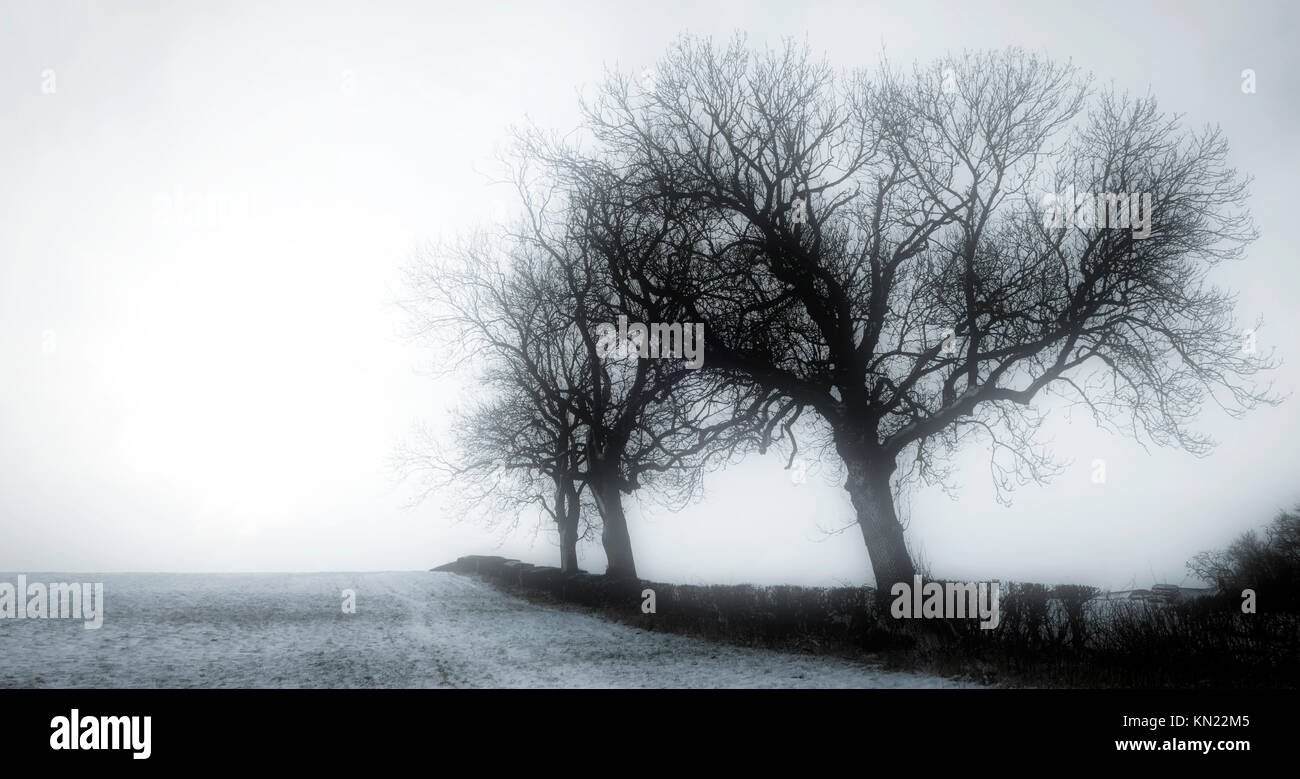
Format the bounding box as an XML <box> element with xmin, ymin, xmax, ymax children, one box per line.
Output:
<box><xmin>2</xmin><ymin>0</ymin><xmax>1297</xmax><ymax>591</ymax></box>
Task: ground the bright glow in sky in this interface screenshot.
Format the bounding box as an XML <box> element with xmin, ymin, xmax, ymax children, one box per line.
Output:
<box><xmin>2</xmin><ymin>0</ymin><xmax>1297</xmax><ymax>590</ymax></box>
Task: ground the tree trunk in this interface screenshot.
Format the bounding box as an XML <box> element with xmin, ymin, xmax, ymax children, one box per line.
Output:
<box><xmin>591</xmin><ymin>479</ymin><xmax>637</xmax><ymax>580</ymax></box>
<box><xmin>839</xmin><ymin>442</ymin><xmax>916</xmax><ymax>596</ymax></box>
<box><xmin>558</xmin><ymin>479</ymin><xmax>581</xmax><ymax>574</ymax></box>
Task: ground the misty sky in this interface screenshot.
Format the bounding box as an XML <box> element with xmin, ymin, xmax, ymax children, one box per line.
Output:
<box><xmin>2</xmin><ymin>0</ymin><xmax>1297</xmax><ymax>591</ymax></box>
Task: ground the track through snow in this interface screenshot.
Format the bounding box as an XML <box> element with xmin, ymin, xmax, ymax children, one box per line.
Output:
<box><xmin>0</xmin><ymin>571</ymin><xmax>979</xmax><ymax>688</ymax></box>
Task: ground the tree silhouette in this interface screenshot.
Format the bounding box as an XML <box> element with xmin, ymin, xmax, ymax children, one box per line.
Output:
<box><xmin>522</xmin><ymin>35</ymin><xmax>1277</xmax><ymax>592</ymax></box>
<box><xmin>402</xmin><ymin>196</ymin><xmax>774</xmax><ymax>577</ymax></box>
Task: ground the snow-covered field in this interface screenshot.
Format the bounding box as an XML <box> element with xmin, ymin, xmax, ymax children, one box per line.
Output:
<box><xmin>0</xmin><ymin>571</ymin><xmax>979</xmax><ymax>688</ymax></box>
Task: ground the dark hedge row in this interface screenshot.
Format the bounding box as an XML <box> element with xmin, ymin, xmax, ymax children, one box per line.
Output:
<box><xmin>432</xmin><ymin>557</ymin><xmax>1299</xmax><ymax>688</ymax></box>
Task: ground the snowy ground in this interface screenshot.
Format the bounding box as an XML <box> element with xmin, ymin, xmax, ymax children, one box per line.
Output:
<box><xmin>0</xmin><ymin>571</ymin><xmax>979</xmax><ymax>688</ymax></box>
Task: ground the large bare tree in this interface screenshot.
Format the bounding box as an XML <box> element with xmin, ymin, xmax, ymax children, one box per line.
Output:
<box><xmin>525</xmin><ymin>35</ymin><xmax>1277</xmax><ymax>592</ymax></box>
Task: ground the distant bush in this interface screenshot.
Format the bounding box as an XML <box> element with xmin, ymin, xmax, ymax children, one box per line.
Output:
<box><xmin>940</xmin><ymin>581</ymin><xmax>1295</xmax><ymax>688</ymax></box>
<box><xmin>1188</xmin><ymin>504</ymin><xmax>1300</xmax><ymax>612</ymax></box>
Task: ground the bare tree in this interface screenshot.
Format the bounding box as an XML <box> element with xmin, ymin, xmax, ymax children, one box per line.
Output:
<box><xmin>526</xmin><ymin>35</ymin><xmax>1277</xmax><ymax>592</ymax></box>
<box><xmin>398</xmin><ymin>234</ymin><xmax>593</xmax><ymax>572</ymax></box>
<box><xmin>511</xmin><ymin>172</ymin><xmax>778</xmax><ymax>579</ymax></box>
<box><xmin>402</xmin><ymin>211</ymin><xmax>773</xmax><ymax>579</ymax></box>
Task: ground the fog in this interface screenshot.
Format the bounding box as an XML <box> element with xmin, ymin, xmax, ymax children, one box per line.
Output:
<box><xmin>2</xmin><ymin>0</ymin><xmax>1296</xmax><ymax>591</ymax></box>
